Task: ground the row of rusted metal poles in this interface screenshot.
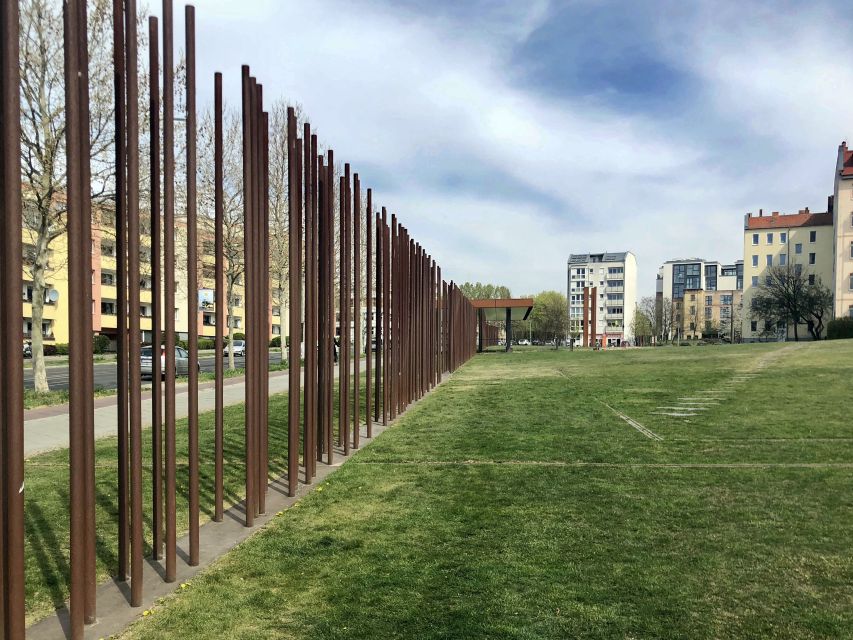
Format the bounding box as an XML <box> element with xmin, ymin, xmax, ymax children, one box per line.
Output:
<box><xmin>0</xmin><ymin>1</ymin><xmax>477</xmax><ymax>637</ymax></box>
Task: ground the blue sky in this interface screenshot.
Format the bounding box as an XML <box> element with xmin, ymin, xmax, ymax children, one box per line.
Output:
<box><xmin>153</xmin><ymin>0</ymin><xmax>853</xmax><ymax>298</ymax></box>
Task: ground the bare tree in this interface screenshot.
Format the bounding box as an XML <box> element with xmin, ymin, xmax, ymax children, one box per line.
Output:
<box><xmin>750</xmin><ymin>265</ymin><xmax>832</xmax><ymax>341</ymax></box>
<box><xmin>197</xmin><ymin>104</ymin><xmax>243</xmax><ymax>369</ymax></box>
<box><xmin>19</xmin><ymin>0</ymin><xmax>117</xmax><ymax>391</ymax></box>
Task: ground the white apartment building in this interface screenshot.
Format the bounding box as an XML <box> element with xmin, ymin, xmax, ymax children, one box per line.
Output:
<box><xmin>567</xmin><ymin>251</ymin><xmax>637</xmax><ymax>346</ymax></box>
<box><xmin>833</xmin><ymin>143</ymin><xmax>853</xmax><ymax>319</ymax></box>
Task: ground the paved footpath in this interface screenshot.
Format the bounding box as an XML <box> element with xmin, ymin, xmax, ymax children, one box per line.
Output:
<box><xmin>24</xmin><ymin>361</ymin><xmax>360</xmax><ymax>457</ymax></box>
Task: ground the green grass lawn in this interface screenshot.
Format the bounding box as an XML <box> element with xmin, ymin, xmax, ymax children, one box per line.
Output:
<box><xmin>116</xmin><ymin>341</ymin><xmax>853</xmax><ymax>639</ymax></box>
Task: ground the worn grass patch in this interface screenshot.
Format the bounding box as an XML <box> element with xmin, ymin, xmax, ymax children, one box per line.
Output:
<box><xmin>107</xmin><ymin>341</ymin><xmax>853</xmax><ymax>638</ymax></box>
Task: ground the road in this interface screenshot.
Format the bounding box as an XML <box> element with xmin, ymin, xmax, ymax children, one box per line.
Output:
<box><xmin>23</xmin><ymin>351</ymin><xmax>285</xmax><ymax>391</ymax></box>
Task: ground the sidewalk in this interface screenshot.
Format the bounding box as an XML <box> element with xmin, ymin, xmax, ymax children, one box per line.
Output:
<box><xmin>24</xmin><ymin>359</ymin><xmax>360</xmax><ymax>457</ymax></box>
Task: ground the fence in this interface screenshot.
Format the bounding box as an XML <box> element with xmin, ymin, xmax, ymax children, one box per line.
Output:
<box><xmin>0</xmin><ymin>1</ymin><xmax>477</xmax><ymax>637</ymax></box>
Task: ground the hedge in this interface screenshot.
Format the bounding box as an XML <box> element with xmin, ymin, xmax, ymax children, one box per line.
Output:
<box><xmin>827</xmin><ymin>317</ymin><xmax>853</xmax><ymax>340</ymax></box>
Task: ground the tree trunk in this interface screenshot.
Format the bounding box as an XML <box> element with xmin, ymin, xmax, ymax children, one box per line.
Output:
<box><xmin>793</xmin><ymin>322</ymin><xmax>799</xmax><ymax>342</ymax></box>
<box><xmin>31</xmin><ymin>263</ymin><xmax>50</xmax><ymax>392</ymax></box>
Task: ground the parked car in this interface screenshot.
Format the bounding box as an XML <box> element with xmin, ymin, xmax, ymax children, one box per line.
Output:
<box><xmin>518</xmin><ymin>339</ymin><xmax>531</xmax><ymax>346</ymax></box>
<box><xmin>23</xmin><ymin>342</ymin><xmax>32</xmax><ymax>359</ymax></box>
<box><xmin>142</xmin><ymin>346</ymin><xmax>200</xmax><ymax>379</ymax></box>
<box><xmin>223</xmin><ymin>340</ymin><xmax>246</xmax><ymax>357</ymax></box>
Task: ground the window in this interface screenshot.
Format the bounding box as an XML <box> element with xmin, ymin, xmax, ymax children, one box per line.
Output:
<box><xmin>767</xmin><ymin>233</ymin><xmax>773</xmax><ymax>244</ymax></box>
<box><xmin>766</xmin><ymin>255</ymin><xmax>773</xmax><ymax>266</ymax></box>
<box><xmin>751</xmin><ymin>276</ymin><xmax>758</xmax><ymax>286</ymax></box>
<box><xmin>704</xmin><ymin>307</ymin><xmax>712</xmax><ymax>319</ymax></box>
<box><xmin>850</xmin><ymin>242</ymin><xmax>853</xmax><ymax>259</ymax></box>
<box><xmin>765</xmin><ymin>276</ymin><xmax>772</xmax><ymax>285</ymax></box>
<box><xmin>272</xmin><ymin>306</ymin><xmax>281</xmax><ymax>316</ymax></box>
<box><xmin>101</xmin><ymin>242</ymin><xmax>116</xmax><ymax>257</ymax></box>
<box><xmin>780</xmin><ymin>232</ymin><xmax>787</xmax><ymax>243</ymax></box>
<box><xmin>808</xmin><ymin>274</ymin><xmax>815</xmax><ymax>286</ymax></box>
<box><xmin>779</xmin><ymin>253</ymin><xmax>787</xmax><ymax>266</ymax></box>
<box><xmin>809</xmin><ymin>252</ymin><xmax>816</xmax><ymax>265</ymax></box>
<box><xmin>809</xmin><ymin>230</ymin><xmax>816</xmax><ymax>243</ymax></box>
<box><xmin>849</xmin><ymin>305</ymin><xmax>853</xmax><ymax>319</ymax></box>
<box><xmin>750</xmin><ymin>320</ymin><xmax>758</xmax><ymax>332</ymax></box>
<box><xmin>850</xmin><ymin>274</ymin><xmax>853</xmax><ymax>291</ymax></box>
<box><xmin>101</xmin><ymin>300</ymin><xmax>117</xmax><ymax>315</ymax></box>
<box><xmin>705</xmin><ymin>264</ymin><xmax>717</xmax><ymax>291</ymax></box>
<box><xmin>690</xmin><ymin>294</ymin><xmax>696</xmax><ymax>301</ymax></box>
<box><xmin>705</xmin><ymin>295</ymin><xmax>712</xmax><ymax>306</ymax></box>
<box><xmin>752</xmin><ymin>233</ymin><xmax>759</xmax><ymax>245</ymax></box>
<box><xmin>101</xmin><ymin>272</ymin><xmax>115</xmax><ymax>285</ymax></box>
<box><xmin>752</xmin><ymin>255</ymin><xmax>758</xmax><ymax>267</ymax></box>
<box><xmin>795</xmin><ymin>243</ymin><xmax>802</xmax><ymax>255</ymax></box>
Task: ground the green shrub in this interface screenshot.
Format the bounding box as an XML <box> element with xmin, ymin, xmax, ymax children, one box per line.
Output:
<box><xmin>827</xmin><ymin>318</ymin><xmax>853</xmax><ymax>340</ymax></box>
<box><xmin>55</xmin><ymin>343</ymin><xmax>70</xmax><ymax>355</ymax></box>
<box><xmin>42</xmin><ymin>344</ymin><xmax>58</xmax><ymax>356</ymax></box>
<box><xmin>269</xmin><ymin>336</ymin><xmax>281</xmax><ymax>348</ymax></box>
<box><xmin>198</xmin><ymin>338</ymin><xmax>215</xmax><ymax>350</ymax></box>
<box><xmin>92</xmin><ymin>334</ymin><xmax>111</xmax><ymax>354</ymax></box>
<box><xmin>679</xmin><ymin>341</ymin><xmax>691</xmax><ymax>346</ymax></box>
<box><xmin>233</xmin><ymin>332</ymin><xmax>246</xmax><ymax>341</ymax></box>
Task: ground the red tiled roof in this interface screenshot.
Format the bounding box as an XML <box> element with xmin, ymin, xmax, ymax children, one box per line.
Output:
<box><xmin>745</xmin><ymin>211</ymin><xmax>833</xmax><ymax>230</ymax></box>
<box><xmin>841</xmin><ymin>141</ymin><xmax>853</xmax><ymax>177</ymax></box>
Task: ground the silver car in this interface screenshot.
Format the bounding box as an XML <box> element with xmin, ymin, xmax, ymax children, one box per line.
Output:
<box><xmin>223</xmin><ymin>340</ymin><xmax>246</xmax><ymax>358</ymax></box>
<box><xmin>141</xmin><ymin>346</ymin><xmax>199</xmax><ymax>379</ymax></box>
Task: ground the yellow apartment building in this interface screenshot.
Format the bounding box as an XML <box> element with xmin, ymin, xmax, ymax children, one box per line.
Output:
<box><xmin>22</xmin><ymin>207</ymin><xmax>284</xmax><ymax>350</ymax></box>
<box><xmin>741</xmin><ymin>208</ymin><xmax>834</xmax><ymax>341</ymax></box>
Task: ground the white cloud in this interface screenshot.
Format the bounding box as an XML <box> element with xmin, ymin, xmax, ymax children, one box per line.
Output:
<box><xmin>148</xmin><ymin>0</ymin><xmax>852</xmax><ymax>299</ymax></box>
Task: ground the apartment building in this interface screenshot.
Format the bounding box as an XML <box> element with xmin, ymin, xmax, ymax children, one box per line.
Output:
<box><xmin>567</xmin><ymin>251</ymin><xmax>637</xmax><ymax>346</ymax></box>
<box><xmin>833</xmin><ymin>143</ymin><xmax>853</xmax><ymax>319</ymax></box>
<box><xmin>741</xmin><ymin>208</ymin><xmax>834</xmax><ymax>341</ymax></box>
<box><xmin>657</xmin><ymin>258</ymin><xmax>743</xmax><ymax>341</ymax></box>
<box><xmin>22</xmin><ymin>208</ymin><xmax>285</xmax><ymax>350</ymax></box>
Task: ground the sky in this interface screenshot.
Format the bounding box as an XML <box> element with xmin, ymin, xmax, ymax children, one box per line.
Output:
<box><xmin>149</xmin><ymin>0</ymin><xmax>853</xmax><ymax>299</ymax></box>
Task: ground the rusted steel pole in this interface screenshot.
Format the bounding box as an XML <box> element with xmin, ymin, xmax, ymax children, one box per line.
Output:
<box><xmin>185</xmin><ymin>3</ymin><xmax>200</xmax><ymax>566</ymax></box>
<box><xmin>241</xmin><ymin>66</ymin><xmax>255</xmax><ymax>527</ymax></box>
<box><xmin>302</xmin><ymin>126</ymin><xmax>314</xmax><ymax>482</ymax></box>
<box><xmin>309</xmin><ymin>135</ymin><xmax>320</xmax><ymax>471</ymax></box>
<box><xmin>353</xmin><ymin>176</ymin><xmax>361</xmax><ymax>447</ymax></box>
<box><xmin>162</xmin><ymin>0</ymin><xmax>177</xmax><ymax>583</ymax></box>
<box><xmin>125</xmin><ymin>0</ymin><xmax>144</xmax><ymax>606</ymax></box>
<box><xmin>261</xmin><ymin>101</ymin><xmax>270</xmax><ymax>514</ymax></box>
<box><xmin>382</xmin><ymin>210</ymin><xmax>390</xmax><ymax>423</ymax></box>
<box><xmin>112</xmin><ymin>0</ymin><xmax>129</xmax><ymax>583</ymax></box>
<box><xmin>64</xmin><ymin>0</ymin><xmax>97</xmax><ymax>631</ymax></box>
<box><xmin>0</xmin><ymin>0</ymin><xmax>25</xmax><ymax>634</ymax></box>
<box><xmin>373</xmin><ymin>209</ymin><xmax>382</xmax><ymax>425</ymax></box>
<box><xmin>287</xmin><ymin>108</ymin><xmax>300</xmax><ymax>496</ymax></box>
<box><xmin>213</xmin><ymin>71</ymin><xmax>224</xmax><ymax>522</ymax></box>
<box><xmin>325</xmin><ymin>152</ymin><xmax>335</xmax><ymax>461</ymax></box>
<box><xmin>317</xmin><ymin>156</ymin><xmax>328</xmax><ymax>463</ymax></box>
<box><xmin>77</xmin><ymin>0</ymin><xmax>98</xmax><ymax>619</ymax></box>
<box><xmin>148</xmin><ymin>14</ymin><xmax>164</xmax><ymax>561</ymax></box>
<box><xmin>294</xmin><ymin>130</ymin><xmax>303</xmax><ymax>478</ymax></box>
<box><xmin>338</xmin><ymin>171</ymin><xmax>349</xmax><ymax>456</ymax></box>
<box><xmin>391</xmin><ymin>215</ymin><xmax>398</xmax><ymax>419</ymax></box>
<box><xmin>365</xmin><ymin>189</ymin><xmax>373</xmax><ymax>437</ymax></box>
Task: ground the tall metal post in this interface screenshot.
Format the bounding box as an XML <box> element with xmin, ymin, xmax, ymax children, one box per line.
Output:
<box><xmin>365</xmin><ymin>189</ymin><xmax>373</xmax><ymax>437</ymax></box>
<box><xmin>185</xmin><ymin>4</ymin><xmax>200</xmax><ymax>566</ymax></box>
<box><xmin>352</xmin><ymin>174</ymin><xmax>361</xmax><ymax>448</ymax></box>
<box><xmin>0</xmin><ymin>0</ymin><xmax>25</xmax><ymax>634</ymax></box>
<box><xmin>162</xmin><ymin>0</ymin><xmax>177</xmax><ymax>583</ymax></box>
<box><xmin>125</xmin><ymin>0</ymin><xmax>144</xmax><ymax>606</ymax></box>
<box><xmin>213</xmin><ymin>71</ymin><xmax>224</xmax><ymax>522</ymax></box>
<box><xmin>302</xmin><ymin>126</ymin><xmax>314</xmax><ymax>482</ymax></box>
<box><xmin>241</xmin><ymin>66</ymin><xmax>255</xmax><ymax>527</ymax></box>
<box><xmin>148</xmin><ymin>14</ymin><xmax>163</xmax><ymax>560</ymax></box>
<box><xmin>112</xmin><ymin>0</ymin><xmax>129</xmax><ymax>583</ymax></box>
<box><xmin>287</xmin><ymin>108</ymin><xmax>300</xmax><ymax>496</ymax></box>
<box><xmin>317</xmin><ymin>157</ymin><xmax>328</xmax><ymax>463</ymax></box>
